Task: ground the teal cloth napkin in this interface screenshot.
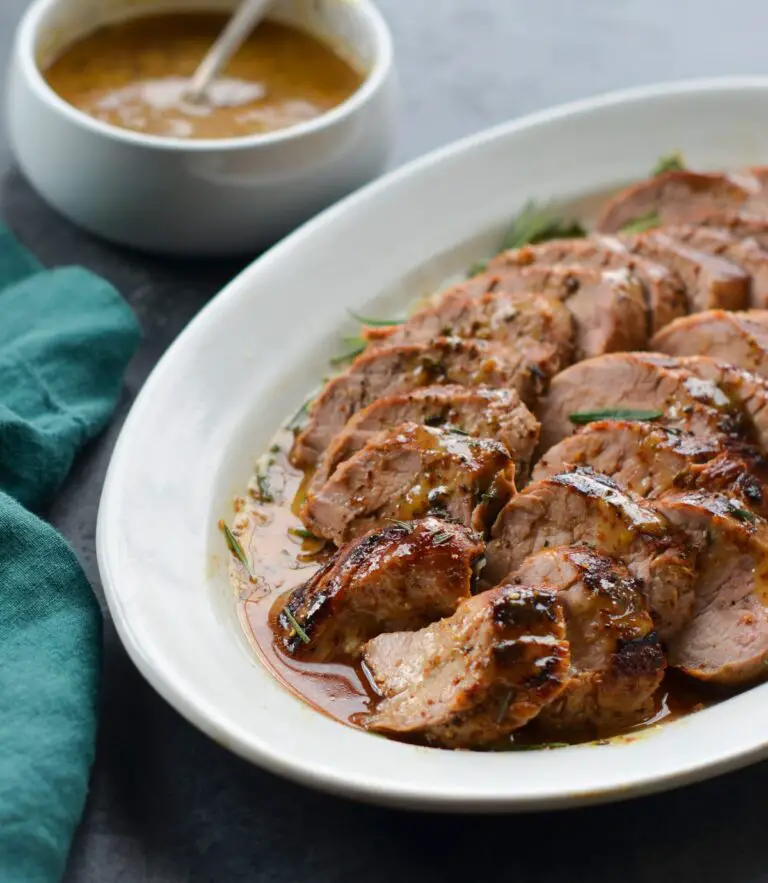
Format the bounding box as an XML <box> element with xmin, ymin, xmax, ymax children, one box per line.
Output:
<box><xmin>0</xmin><ymin>227</ymin><xmax>140</xmax><ymax>882</ymax></box>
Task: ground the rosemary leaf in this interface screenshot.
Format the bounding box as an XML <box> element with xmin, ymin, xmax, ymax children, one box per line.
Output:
<box><xmin>348</xmin><ymin>309</ymin><xmax>404</xmax><ymax>327</ymax></box>
<box><xmin>283</xmin><ymin>607</ymin><xmax>311</xmax><ymax>644</ymax></box>
<box><xmin>269</xmin><ymin>443</ymin><xmax>281</xmax><ymax>454</ymax></box>
<box><xmin>446</xmin><ymin>426</ymin><xmax>471</xmax><ymax>436</ymax></box>
<box><xmin>569</xmin><ymin>408</ymin><xmax>662</xmax><ymax>425</ymax></box>
<box><xmin>729</xmin><ymin>503</ymin><xmax>757</xmax><ymax>524</ymax></box>
<box><xmin>221</xmin><ymin>522</ymin><xmax>254</xmax><ymax>580</ymax></box>
<box><xmin>256</xmin><ymin>472</ymin><xmax>274</xmax><ymax>503</ymax></box>
<box><xmin>287</xmin><ymin>396</ymin><xmax>313</xmax><ymax>432</ymax></box>
<box><xmin>501</xmin><ymin>201</ymin><xmax>586</xmax><ymax>251</ymax></box>
<box><xmin>390</xmin><ymin>519</ymin><xmax>413</xmax><ymax>530</ymax></box>
<box><xmin>619</xmin><ymin>211</ymin><xmax>661</xmax><ymax>234</ymax></box>
<box><xmin>467</xmin><ymin>260</ymin><xmax>488</xmax><ymax>277</ymax></box>
<box><xmin>330</xmin><ymin>337</ymin><xmax>367</xmax><ymax>366</ymax></box>
<box><xmin>652</xmin><ymin>152</ymin><xmax>685</xmax><ymax>175</ymax></box>
<box><xmin>289</xmin><ymin>527</ymin><xmax>323</xmax><ymax>541</ymax></box>
<box><xmin>430</xmin><ymin>531</ymin><xmax>453</xmax><ymax>546</ymax></box>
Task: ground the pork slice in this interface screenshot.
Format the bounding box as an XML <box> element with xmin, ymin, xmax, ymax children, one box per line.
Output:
<box><xmin>273</xmin><ymin>517</ymin><xmax>484</xmax><ymax>661</ymax></box>
<box><xmin>485</xmin><ymin>468</ymin><xmax>697</xmax><ymax>639</ymax></box>
<box><xmin>311</xmin><ymin>384</ymin><xmax>539</xmax><ymax>493</ymax></box>
<box><xmin>509</xmin><ymin>547</ymin><xmax>665</xmax><ymax>733</ymax></box>
<box><xmin>291</xmin><ymin>337</ymin><xmax>547</xmax><ymax>469</ymax></box>
<box><xmin>488</xmin><ymin>264</ymin><xmax>648</xmax><ymax>358</ymax></box>
<box><xmin>699</xmin><ymin>214</ymin><xmax>768</xmax><ymax>250</ymax></box>
<box><xmin>659</xmin><ymin>226</ymin><xmax>768</xmax><ymax>309</ymax></box>
<box><xmin>537</xmin><ymin>352</ymin><xmax>743</xmax><ymax>451</ymax></box>
<box><xmin>652</xmin><ymin>354</ymin><xmax>768</xmax><ymax>453</ymax></box>
<box><xmin>533</xmin><ymin>420</ymin><xmax>768</xmax><ymax>516</ymax></box>
<box><xmin>595</xmin><ymin>170</ymin><xmax>759</xmax><ymax>233</ymax></box>
<box><xmin>366</xmin><ymin>291</ymin><xmax>575</xmax><ymax>376</ymax></box>
<box><xmin>622</xmin><ymin>231</ymin><xmax>749</xmax><ymax>313</ymax></box>
<box><xmin>362</xmin><ymin>584</ymin><xmax>570</xmax><ymax>748</ymax></box>
<box><xmin>651</xmin><ymin>310</ymin><xmax>768</xmax><ymax>378</ymax></box>
<box><xmin>653</xmin><ymin>493</ymin><xmax>768</xmax><ymax>685</ymax></box>
<box><xmin>302</xmin><ymin>422</ymin><xmax>516</xmax><ymax>545</ymax></box>
<box><xmin>487</xmin><ymin>237</ymin><xmax>687</xmax><ymax>333</ymax></box>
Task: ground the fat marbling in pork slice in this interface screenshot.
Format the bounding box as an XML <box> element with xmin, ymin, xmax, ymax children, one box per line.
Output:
<box><xmin>311</xmin><ymin>384</ymin><xmax>539</xmax><ymax>493</ymax></box>
<box><xmin>653</xmin><ymin>493</ymin><xmax>768</xmax><ymax>685</ymax></box>
<box><xmin>620</xmin><ymin>230</ymin><xmax>749</xmax><ymax>313</ymax></box>
<box><xmin>362</xmin><ymin>584</ymin><xmax>569</xmax><ymax>748</ymax></box>
<box><xmin>534</xmin><ymin>420</ymin><xmax>768</xmax><ymax>517</ymax></box>
<box><xmin>487</xmin><ymin>236</ymin><xmax>687</xmax><ymax>333</ymax></box>
<box><xmin>595</xmin><ymin>170</ymin><xmax>765</xmax><ymax>233</ymax></box>
<box><xmin>651</xmin><ymin>311</ymin><xmax>768</xmax><ymax>380</ymax></box>
<box><xmin>658</xmin><ymin>226</ymin><xmax>768</xmax><ymax>309</ymax></box>
<box><xmin>484</xmin><ymin>468</ymin><xmax>697</xmax><ymax>639</ymax></box>
<box><xmin>291</xmin><ymin>336</ymin><xmax>549</xmax><ymax>469</ymax></box>
<box><xmin>274</xmin><ymin>517</ymin><xmax>484</xmax><ymax>661</ymax></box>
<box><xmin>302</xmin><ymin>422</ymin><xmax>516</xmax><ymax>546</ymax></box>
<box><xmin>537</xmin><ymin>352</ymin><xmax>744</xmax><ymax>451</ymax></box>
<box><xmin>509</xmin><ymin>547</ymin><xmax>665</xmax><ymax>733</ymax></box>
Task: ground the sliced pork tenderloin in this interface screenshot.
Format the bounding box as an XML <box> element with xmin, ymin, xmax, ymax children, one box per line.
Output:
<box><xmin>533</xmin><ymin>420</ymin><xmax>768</xmax><ymax>517</ymax></box>
<box><xmin>273</xmin><ymin>517</ymin><xmax>483</xmax><ymax>661</ymax></box>
<box><xmin>510</xmin><ymin>547</ymin><xmax>666</xmax><ymax>733</ymax></box>
<box><xmin>653</xmin><ymin>493</ymin><xmax>768</xmax><ymax>685</ymax></box>
<box><xmin>486</xmin><ymin>237</ymin><xmax>687</xmax><ymax>333</ymax></box>
<box><xmin>643</xmin><ymin>354</ymin><xmax>768</xmax><ymax>452</ymax></box>
<box><xmin>659</xmin><ymin>226</ymin><xmax>768</xmax><ymax>309</ymax></box>
<box><xmin>651</xmin><ymin>310</ymin><xmax>768</xmax><ymax>378</ymax></box>
<box><xmin>362</xmin><ymin>584</ymin><xmax>570</xmax><ymax>748</ymax></box>
<box><xmin>485</xmin><ymin>468</ymin><xmax>697</xmax><ymax>639</ymax></box>
<box><xmin>302</xmin><ymin>422</ymin><xmax>516</xmax><ymax>545</ymax></box>
<box><xmin>364</xmin><ymin>291</ymin><xmax>575</xmax><ymax>377</ymax></box>
<box><xmin>482</xmin><ymin>264</ymin><xmax>648</xmax><ymax>358</ymax></box>
<box><xmin>291</xmin><ymin>336</ymin><xmax>549</xmax><ymax>469</ymax></box>
<box><xmin>537</xmin><ymin>352</ymin><xmax>744</xmax><ymax>451</ymax></box>
<box><xmin>621</xmin><ymin>230</ymin><xmax>749</xmax><ymax>313</ymax></box>
<box><xmin>311</xmin><ymin>384</ymin><xmax>539</xmax><ymax>493</ymax></box>
<box><xmin>595</xmin><ymin>170</ymin><xmax>762</xmax><ymax>233</ymax></box>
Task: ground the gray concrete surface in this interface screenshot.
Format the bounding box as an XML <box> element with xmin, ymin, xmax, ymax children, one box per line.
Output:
<box><xmin>3</xmin><ymin>1</ymin><xmax>768</xmax><ymax>880</ymax></box>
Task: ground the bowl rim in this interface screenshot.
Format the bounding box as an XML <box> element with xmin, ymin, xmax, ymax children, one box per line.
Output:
<box><xmin>98</xmin><ymin>74</ymin><xmax>768</xmax><ymax>811</ymax></box>
<box><xmin>14</xmin><ymin>0</ymin><xmax>394</xmax><ymax>152</ymax></box>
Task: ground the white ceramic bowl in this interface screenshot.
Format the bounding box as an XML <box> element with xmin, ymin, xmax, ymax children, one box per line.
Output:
<box><xmin>5</xmin><ymin>0</ymin><xmax>396</xmax><ymax>256</ymax></box>
<box><xmin>98</xmin><ymin>77</ymin><xmax>768</xmax><ymax>812</ymax></box>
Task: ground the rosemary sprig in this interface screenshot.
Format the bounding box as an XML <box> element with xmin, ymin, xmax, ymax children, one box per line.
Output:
<box><xmin>282</xmin><ymin>607</ymin><xmax>311</xmax><ymax>644</ymax></box>
<box><xmin>289</xmin><ymin>527</ymin><xmax>323</xmax><ymax>541</ymax></box>
<box><xmin>569</xmin><ymin>408</ymin><xmax>662</xmax><ymax>425</ymax></box>
<box><xmin>619</xmin><ymin>211</ymin><xmax>660</xmax><ymax>234</ymax></box>
<box><xmin>348</xmin><ymin>309</ymin><xmax>404</xmax><ymax>327</ymax></box>
<box><xmin>220</xmin><ymin>521</ymin><xmax>254</xmax><ymax>580</ymax></box>
<box><xmin>501</xmin><ymin>201</ymin><xmax>586</xmax><ymax>251</ymax></box>
<box><xmin>652</xmin><ymin>152</ymin><xmax>685</xmax><ymax>175</ymax></box>
<box><xmin>330</xmin><ymin>336</ymin><xmax>367</xmax><ymax>366</ymax></box>
<box><xmin>255</xmin><ymin>472</ymin><xmax>274</xmax><ymax>503</ymax></box>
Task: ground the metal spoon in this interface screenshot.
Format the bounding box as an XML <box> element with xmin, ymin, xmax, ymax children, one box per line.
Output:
<box><xmin>184</xmin><ymin>0</ymin><xmax>273</xmax><ymax>104</ymax></box>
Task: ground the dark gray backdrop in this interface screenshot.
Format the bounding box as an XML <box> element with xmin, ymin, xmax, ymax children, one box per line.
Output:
<box><xmin>2</xmin><ymin>1</ymin><xmax>768</xmax><ymax>880</ymax></box>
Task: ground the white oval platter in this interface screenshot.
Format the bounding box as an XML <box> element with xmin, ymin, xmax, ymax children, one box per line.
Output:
<box><xmin>98</xmin><ymin>78</ymin><xmax>768</xmax><ymax>812</ymax></box>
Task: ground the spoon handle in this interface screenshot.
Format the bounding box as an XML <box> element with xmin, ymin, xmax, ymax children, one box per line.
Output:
<box><xmin>185</xmin><ymin>0</ymin><xmax>273</xmax><ymax>103</ymax></box>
